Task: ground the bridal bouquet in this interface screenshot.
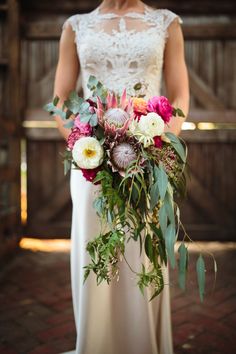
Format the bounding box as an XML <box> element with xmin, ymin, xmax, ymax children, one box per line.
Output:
<box><xmin>45</xmin><ymin>76</ymin><xmax>207</xmax><ymax>301</ymax></box>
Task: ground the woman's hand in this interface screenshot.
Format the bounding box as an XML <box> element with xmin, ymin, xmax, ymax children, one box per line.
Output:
<box><xmin>163</xmin><ymin>18</ymin><xmax>190</xmax><ymax>136</ymax></box>
<box><xmin>53</xmin><ymin>23</ymin><xmax>80</xmax><ymax>140</ymax></box>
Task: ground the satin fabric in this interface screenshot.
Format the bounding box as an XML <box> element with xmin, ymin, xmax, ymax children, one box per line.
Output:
<box><xmin>68</xmin><ymin>168</ymin><xmax>173</xmax><ymax>354</ymax></box>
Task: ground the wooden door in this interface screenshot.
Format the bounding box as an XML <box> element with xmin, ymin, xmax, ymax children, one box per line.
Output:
<box><xmin>21</xmin><ymin>3</ymin><xmax>236</xmax><ymax>240</ymax></box>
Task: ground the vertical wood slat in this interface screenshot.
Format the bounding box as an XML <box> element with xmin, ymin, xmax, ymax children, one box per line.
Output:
<box><xmin>8</xmin><ymin>0</ymin><xmax>21</xmax><ymax>123</ymax></box>
<box><xmin>7</xmin><ymin>0</ymin><xmax>21</xmax><ymax>235</ymax></box>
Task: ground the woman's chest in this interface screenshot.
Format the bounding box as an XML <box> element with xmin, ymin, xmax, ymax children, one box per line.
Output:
<box><xmin>76</xmin><ymin>26</ymin><xmax>166</xmax><ymax>71</ymax></box>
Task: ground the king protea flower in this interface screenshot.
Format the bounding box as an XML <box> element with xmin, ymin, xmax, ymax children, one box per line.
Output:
<box><xmin>110</xmin><ymin>142</ymin><xmax>137</xmax><ymax>172</ymax></box>
<box><xmin>96</xmin><ymin>89</ymin><xmax>134</xmax><ymax>136</ymax></box>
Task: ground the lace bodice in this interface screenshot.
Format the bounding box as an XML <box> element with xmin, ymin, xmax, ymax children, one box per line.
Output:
<box><xmin>62</xmin><ymin>5</ymin><xmax>183</xmax><ymax>99</ymax></box>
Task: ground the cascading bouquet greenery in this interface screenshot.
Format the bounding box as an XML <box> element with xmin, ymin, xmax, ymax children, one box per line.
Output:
<box><xmin>45</xmin><ymin>76</ymin><xmax>209</xmax><ymax>301</ymax></box>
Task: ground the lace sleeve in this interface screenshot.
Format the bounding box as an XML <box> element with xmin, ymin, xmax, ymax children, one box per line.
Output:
<box><xmin>162</xmin><ymin>9</ymin><xmax>183</xmax><ymax>31</ymax></box>
<box><xmin>62</xmin><ymin>15</ymin><xmax>80</xmax><ymax>42</ymax></box>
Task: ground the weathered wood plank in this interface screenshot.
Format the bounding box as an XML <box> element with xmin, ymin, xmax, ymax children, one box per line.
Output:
<box><xmin>188</xmin><ymin>110</ymin><xmax>236</xmax><ymax>123</ymax></box>
<box><xmin>33</xmin><ymin>179</ymin><xmax>71</xmax><ymax>221</ymax></box>
<box><xmin>188</xmin><ymin>67</ymin><xmax>226</xmax><ymax>110</ymax></box>
<box><xmin>186</xmin><ymin>173</ymin><xmax>234</xmax><ymax>226</ymax></box>
<box><xmin>23</xmin><ymin>22</ymin><xmax>236</xmax><ymax>40</ymax></box>
<box><xmin>0</xmin><ymin>167</ymin><xmax>17</xmax><ymax>182</ymax></box>
<box><xmin>21</xmin><ymin>0</ymin><xmax>236</xmax><ymax>15</ymax></box>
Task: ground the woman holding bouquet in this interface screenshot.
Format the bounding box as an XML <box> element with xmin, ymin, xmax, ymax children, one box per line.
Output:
<box><xmin>53</xmin><ymin>0</ymin><xmax>189</xmax><ymax>353</ymax></box>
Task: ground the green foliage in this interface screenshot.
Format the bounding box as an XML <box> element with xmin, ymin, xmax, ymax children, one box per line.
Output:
<box><xmin>165</xmin><ymin>132</ymin><xmax>187</xmax><ymax>163</ymax></box>
<box><xmin>165</xmin><ymin>223</ymin><xmax>176</xmax><ymax>269</ymax></box>
<box><xmin>47</xmin><ymin>75</ymin><xmax>213</xmax><ymax>302</ymax></box>
<box><xmin>172</xmin><ymin>107</ymin><xmax>185</xmax><ymax>118</ymax></box>
<box><xmin>196</xmin><ymin>254</ymin><xmax>206</xmax><ymax>302</ymax></box>
<box><xmin>137</xmin><ymin>264</ymin><xmax>164</xmax><ymax>301</ymax></box>
<box><xmin>87</xmin><ymin>75</ymin><xmax>108</xmax><ymax>102</ymax></box>
<box><xmin>178</xmin><ymin>243</ymin><xmax>188</xmax><ymax>290</ymax></box>
<box><xmin>155</xmin><ymin>164</ymin><xmax>168</xmax><ymax>200</ymax></box>
<box><xmin>60</xmin><ymin>149</ymin><xmax>72</xmax><ymax>175</ymax></box>
<box><xmin>83</xmin><ymin>229</ymin><xmax>126</xmax><ymax>285</ymax></box>
<box><xmin>64</xmin><ymin>91</ymin><xmax>84</xmax><ymax>114</ymax></box>
<box><xmin>44</xmin><ymin>102</ymin><xmax>66</xmax><ymax>120</ymax></box>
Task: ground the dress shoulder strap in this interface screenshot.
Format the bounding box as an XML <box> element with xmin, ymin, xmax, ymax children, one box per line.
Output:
<box><xmin>62</xmin><ymin>14</ymin><xmax>80</xmax><ymax>32</ymax></box>
<box><xmin>161</xmin><ymin>9</ymin><xmax>183</xmax><ymax>31</ymax></box>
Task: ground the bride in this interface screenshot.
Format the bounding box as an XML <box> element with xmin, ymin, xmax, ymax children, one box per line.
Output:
<box><xmin>53</xmin><ymin>0</ymin><xmax>189</xmax><ymax>353</ymax></box>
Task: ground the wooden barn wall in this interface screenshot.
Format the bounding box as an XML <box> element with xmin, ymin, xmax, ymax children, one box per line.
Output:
<box><xmin>0</xmin><ymin>0</ymin><xmax>21</xmax><ymax>259</ymax></box>
<box><xmin>19</xmin><ymin>1</ymin><xmax>236</xmax><ymax>240</ymax></box>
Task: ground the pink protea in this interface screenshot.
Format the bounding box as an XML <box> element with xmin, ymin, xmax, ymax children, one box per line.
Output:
<box><xmin>96</xmin><ymin>89</ymin><xmax>134</xmax><ymax>136</ymax></box>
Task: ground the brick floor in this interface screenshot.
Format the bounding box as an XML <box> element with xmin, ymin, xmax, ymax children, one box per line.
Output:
<box><xmin>0</xmin><ymin>240</ymin><xmax>235</xmax><ymax>354</ymax></box>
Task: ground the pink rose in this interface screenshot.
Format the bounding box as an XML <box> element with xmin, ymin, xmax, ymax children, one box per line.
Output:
<box><xmin>74</xmin><ymin>114</ymin><xmax>92</xmax><ymax>135</ymax></box>
<box><xmin>67</xmin><ymin>127</ymin><xmax>81</xmax><ymax>150</ymax></box>
<box><xmin>147</xmin><ymin>96</ymin><xmax>173</xmax><ymax>123</ymax></box>
<box><xmin>81</xmin><ymin>167</ymin><xmax>100</xmax><ymax>184</ymax></box>
<box><xmin>153</xmin><ymin>136</ymin><xmax>163</xmax><ymax>149</ymax></box>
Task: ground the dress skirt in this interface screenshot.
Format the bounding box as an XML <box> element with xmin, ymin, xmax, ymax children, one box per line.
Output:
<box><xmin>69</xmin><ymin>168</ymin><xmax>174</xmax><ymax>354</ymax></box>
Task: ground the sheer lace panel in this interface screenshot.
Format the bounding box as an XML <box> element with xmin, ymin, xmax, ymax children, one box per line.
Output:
<box><xmin>62</xmin><ymin>6</ymin><xmax>183</xmax><ymax>99</ymax></box>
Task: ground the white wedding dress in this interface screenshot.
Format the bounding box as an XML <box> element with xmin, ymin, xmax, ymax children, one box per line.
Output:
<box><xmin>62</xmin><ymin>5</ymin><xmax>183</xmax><ymax>354</ymax></box>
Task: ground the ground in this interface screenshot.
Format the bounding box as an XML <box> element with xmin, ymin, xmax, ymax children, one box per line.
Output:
<box><xmin>0</xmin><ymin>239</ymin><xmax>235</xmax><ymax>354</ymax></box>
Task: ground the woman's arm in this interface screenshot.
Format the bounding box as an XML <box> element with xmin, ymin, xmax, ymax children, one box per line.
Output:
<box><xmin>163</xmin><ymin>18</ymin><xmax>190</xmax><ymax>136</ymax></box>
<box><xmin>53</xmin><ymin>24</ymin><xmax>80</xmax><ymax>140</ymax></box>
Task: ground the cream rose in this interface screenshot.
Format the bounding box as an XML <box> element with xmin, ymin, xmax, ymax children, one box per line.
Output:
<box><xmin>138</xmin><ymin>112</ymin><xmax>165</xmax><ymax>137</ymax></box>
<box><xmin>72</xmin><ymin>137</ymin><xmax>104</xmax><ymax>169</ymax></box>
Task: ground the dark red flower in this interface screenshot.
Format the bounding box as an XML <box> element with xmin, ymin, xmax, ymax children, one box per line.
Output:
<box><xmin>81</xmin><ymin>167</ymin><xmax>101</xmax><ymax>184</ymax></box>
<box><xmin>153</xmin><ymin>136</ymin><xmax>163</xmax><ymax>149</ymax></box>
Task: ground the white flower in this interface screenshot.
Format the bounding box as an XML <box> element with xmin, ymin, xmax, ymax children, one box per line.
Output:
<box><xmin>72</xmin><ymin>137</ymin><xmax>104</xmax><ymax>169</ymax></box>
<box><xmin>128</xmin><ymin>119</ymin><xmax>154</xmax><ymax>147</ymax></box>
<box><xmin>128</xmin><ymin>119</ymin><xmax>139</xmax><ymax>134</ymax></box>
<box><xmin>138</xmin><ymin>112</ymin><xmax>165</xmax><ymax>137</ymax></box>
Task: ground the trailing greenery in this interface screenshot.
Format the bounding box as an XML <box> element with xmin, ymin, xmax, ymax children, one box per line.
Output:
<box><xmin>44</xmin><ymin>75</ymin><xmax>216</xmax><ymax>302</ymax></box>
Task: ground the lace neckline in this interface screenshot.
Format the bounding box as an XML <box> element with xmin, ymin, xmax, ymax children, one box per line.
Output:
<box><xmin>94</xmin><ymin>4</ymin><xmax>156</xmax><ymax>18</ymax></box>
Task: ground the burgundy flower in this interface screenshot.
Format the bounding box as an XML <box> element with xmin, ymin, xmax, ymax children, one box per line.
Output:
<box><xmin>153</xmin><ymin>136</ymin><xmax>163</xmax><ymax>149</ymax></box>
<box><xmin>81</xmin><ymin>167</ymin><xmax>101</xmax><ymax>184</ymax></box>
<box><xmin>147</xmin><ymin>96</ymin><xmax>173</xmax><ymax>123</ymax></box>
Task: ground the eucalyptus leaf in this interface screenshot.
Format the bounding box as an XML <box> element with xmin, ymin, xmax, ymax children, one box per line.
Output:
<box><xmin>44</xmin><ymin>103</ymin><xmax>66</xmax><ymax>120</ymax></box>
<box><xmin>149</xmin><ymin>223</ymin><xmax>167</xmax><ymax>266</ymax></box>
<box><xmin>178</xmin><ymin>243</ymin><xmax>188</xmax><ymax>290</ymax></box>
<box><xmin>150</xmin><ymin>181</ymin><xmax>159</xmax><ymax>210</ymax></box>
<box><xmin>79</xmin><ymin>101</ymin><xmax>90</xmax><ymax>113</ymax></box>
<box><xmin>196</xmin><ymin>254</ymin><xmax>206</xmax><ymax>302</ymax></box>
<box><xmin>65</xmin><ymin>91</ymin><xmax>84</xmax><ymax>114</ymax></box>
<box><xmin>156</xmin><ymin>164</ymin><xmax>168</xmax><ymax>200</ymax></box>
<box><xmin>165</xmin><ymin>132</ymin><xmax>187</xmax><ymax>163</ymax></box>
<box><xmin>165</xmin><ymin>223</ymin><xmax>176</xmax><ymax>269</ymax></box>
<box><xmin>164</xmin><ymin>188</ymin><xmax>175</xmax><ymax>226</ymax></box>
<box><xmin>87</xmin><ymin>75</ymin><xmax>98</xmax><ymax>90</ymax></box>
<box><xmin>63</xmin><ymin>120</ymin><xmax>74</xmax><ymax>129</ymax></box>
<box><xmin>63</xmin><ymin>159</ymin><xmax>71</xmax><ymax>175</ymax></box>
<box><xmin>93</xmin><ymin>197</ymin><xmax>105</xmax><ymax>216</ymax></box>
<box><xmin>89</xmin><ymin>113</ymin><xmax>98</xmax><ymax>127</ymax></box>
<box><xmin>79</xmin><ymin>113</ymin><xmax>92</xmax><ymax>124</ymax></box>
<box><xmin>159</xmin><ymin>204</ymin><xmax>167</xmax><ymax>236</ymax></box>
